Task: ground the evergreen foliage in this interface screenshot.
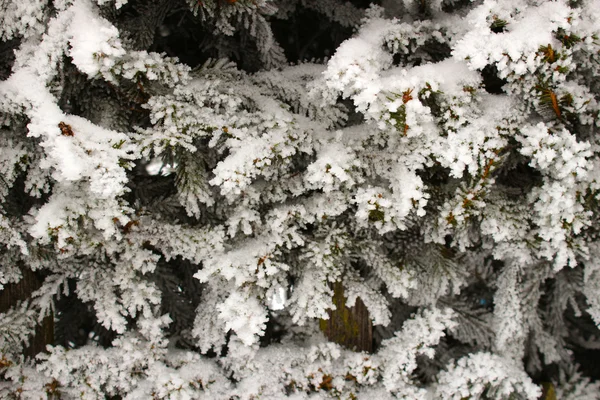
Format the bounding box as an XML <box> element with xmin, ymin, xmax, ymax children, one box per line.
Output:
<box><xmin>1</xmin><ymin>0</ymin><xmax>600</xmax><ymax>398</ymax></box>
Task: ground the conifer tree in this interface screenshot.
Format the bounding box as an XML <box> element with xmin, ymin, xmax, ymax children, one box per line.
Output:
<box><xmin>1</xmin><ymin>0</ymin><xmax>600</xmax><ymax>398</ymax></box>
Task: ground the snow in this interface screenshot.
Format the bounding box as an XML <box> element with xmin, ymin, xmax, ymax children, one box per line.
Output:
<box><xmin>2</xmin><ymin>0</ymin><xmax>600</xmax><ymax>398</ymax></box>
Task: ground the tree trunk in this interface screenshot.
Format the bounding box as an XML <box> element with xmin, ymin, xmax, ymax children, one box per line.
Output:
<box><xmin>320</xmin><ymin>282</ymin><xmax>372</xmax><ymax>353</ymax></box>
<box><xmin>0</xmin><ymin>267</ymin><xmax>54</xmax><ymax>358</ymax></box>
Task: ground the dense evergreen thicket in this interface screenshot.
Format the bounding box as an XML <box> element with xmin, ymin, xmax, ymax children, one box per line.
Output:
<box><xmin>1</xmin><ymin>0</ymin><xmax>600</xmax><ymax>398</ymax></box>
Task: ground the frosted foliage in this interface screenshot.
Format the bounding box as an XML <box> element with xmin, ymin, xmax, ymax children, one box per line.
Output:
<box><xmin>305</xmin><ymin>141</ymin><xmax>359</xmax><ymax>193</ymax></box>
<box><xmin>0</xmin><ymin>214</ymin><xmax>28</xmax><ymax>255</ymax></box>
<box><xmin>518</xmin><ymin>123</ymin><xmax>592</xmax><ymax>268</ymax></box>
<box><xmin>68</xmin><ymin>0</ymin><xmax>126</xmax><ymax>77</ymax></box>
<box><xmin>294</xmin><ymin>0</ymin><xmax>363</xmax><ymax>28</ymax></box>
<box><xmin>453</xmin><ymin>1</ymin><xmax>572</xmax><ymax>71</ymax></box>
<box><xmin>583</xmin><ymin>245</ymin><xmax>600</xmax><ymax>327</ymax></box>
<box><xmin>554</xmin><ymin>365</ymin><xmax>600</xmax><ymax>400</ymax></box>
<box><xmin>493</xmin><ymin>264</ymin><xmax>525</xmax><ymax>358</ymax></box>
<box><xmin>95</xmin><ymin>0</ymin><xmax>128</xmax><ymax>9</ymax></box>
<box><xmin>344</xmin><ymin>273</ymin><xmax>391</xmax><ymax>326</ymax></box>
<box><xmin>217</xmin><ymin>290</ymin><xmax>269</xmax><ymax>346</ymax></box>
<box><xmin>379</xmin><ymin>307</ymin><xmax>456</xmax><ymax>396</ymax></box>
<box><xmin>436</xmin><ymin>352</ymin><xmax>541</xmax><ymax>400</ymax></box>
<box><xmin>0</xmin><ymin>303</ymin><xmax>37</xmax><ymax>354</ymax></box>
<box><xmin>0</xmin><ymin>0</ymin><xmax>47</xmax><ymax>40</ymax></box>
<box><xmin>223</xmin><ymin>307</ymin><xmax>452</xmax><ymax>399</ymax></box>
<box><xmin>287</xmin><ymin>261</ymin><xmax>336</xmax><ymax>323</ymax></box>
<box><xmin>228</xmin><ymin>340</ymin><xmax>383</xmax><ymax>399</ymax></box>
<box><xmin>192</xmin><ymin>281</ymin><xmax>228</xmax><ymax>353</ymax></box>
<box><xmin>367</xmin><ymin>246</ymin><xmax>416</xmax><ymax>299</ymax></box>
<box><xmin>1</xmin><ymin>0</ymin><xmax>600</xmax><ymax>398</ymax></box>
<box><xmin>186</xmin><ymin>0</ymin><xmax>285</xmax><ymax>68</ymax></box>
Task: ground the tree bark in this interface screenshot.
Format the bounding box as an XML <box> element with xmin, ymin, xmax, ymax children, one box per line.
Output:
<box><xmin>320</xmin><ymin>282</ymin><xmax>372</xmax><ymax>353</ymax></box>
<box><xmin>0</xmin><ymin>267</ymin><xmax>54</xmax><ymax>358</ymax></box>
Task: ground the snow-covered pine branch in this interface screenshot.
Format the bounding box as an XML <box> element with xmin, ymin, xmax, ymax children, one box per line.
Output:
<box><xmin>1</xmin><ymin>0</ymin><xmax>600</xmax><ymax>398</ymax></box>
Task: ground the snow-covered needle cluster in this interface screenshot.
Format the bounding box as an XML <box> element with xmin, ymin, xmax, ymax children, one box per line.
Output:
<box><xmin>1</xmin><ymin>0</ymin><xmax>600</xmax><ymax>398</ymax></box>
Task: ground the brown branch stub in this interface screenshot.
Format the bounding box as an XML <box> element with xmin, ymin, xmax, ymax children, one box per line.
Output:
<box><xmin>548</xmin><ymin>90</ymin><xmax>561</xmax><ymax>118</ymax></box>
<box><xmin>539</xmin><ymin>44</ymin><xmax>556</xmax><ymax>63</ymax></box>
<box><xmin>58</xmin><ymin>121</ymin><xmax>74</xmax><ymax>136</ymax></box>
<box><xmin>402</xmin><ymin>88</ymin><xmax>413</xmax><ymax>104</ymax></box>
<box><xmin>481</xmin><ymin>158</ymin><xmax>495</xmax><ymax>181</ymax></box>
<box><xmin>318</xmin><ymin>373</ymin><xmax>334</xmax><ymax>391</ymax></box>
<box><xmin>0</xmin><ymin>354</ymin><xmax>13</xmax><ymax>368</ymax></box>
<box><xmin>257</xmin><ymin>254</ymin><xmax>269</xmax><ymax>267</ymax></box>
